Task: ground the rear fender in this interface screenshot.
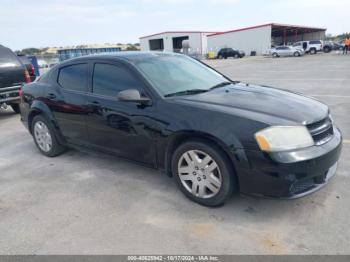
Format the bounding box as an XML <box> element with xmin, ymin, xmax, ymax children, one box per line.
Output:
<box><xmin>28</xmin><ymin>100</ymin><xmax>66</xmax><ymax>145</ymax></box>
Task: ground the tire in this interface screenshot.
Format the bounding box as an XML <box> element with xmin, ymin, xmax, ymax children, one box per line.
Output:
<box><xmin>294</xmin><ymin>51</ymin><xmax>300</xmax><ymax>57</ymax></box>
<box><xmin>272</xmin><ymin>52</ymin><xmax>279</xmax><ymax>58</ymax></box>
<box><xmin>324</xmin><ymin>47</ymin><xmax>331</xmax><ymax>53</ymax></box>
<box><xmin>10</xmin><ymin>104</ymin><xmax>20</xmax><ymax>114</ymax></box>
<box><xmin>224</xmin><ymin>56</ymin><xmax>227</xmax><ymax>59</ymax></box>
<box><xmin>309</xmin><ymin>48</ymin><xmax>317</xmax><ymax>55</ymax></box>
<box><xmin>31</xmin><ymin>114</ymin><xmax>66</xmax><ymax>157</ymax></box>
<box><xmin>172</xmin><ymin>139</ymin><xmax>235</xmax><ymax>207</ymax></box>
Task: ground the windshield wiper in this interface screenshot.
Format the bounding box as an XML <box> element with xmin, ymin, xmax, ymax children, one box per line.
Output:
<box><xmin>209</xmin><ymin>81</ymin><xmax>233</xmax><ymax>90</ymax></box>
<box><xmin>164</xmin><ymin>89</ymin><xmax>209</xmax><ymax>97</ymax></box>
<box><xmin>164</xmin><ymin>81</ymin><xmax>238</xmax><ymax>97</ymax></box>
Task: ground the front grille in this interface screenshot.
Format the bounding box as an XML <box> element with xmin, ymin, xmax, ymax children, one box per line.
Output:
<box><xmin>290</xmin><ymin>172</ymin><xmax>328</xmax><ymax>195</ymax></box>
<box><xmin>290</xmin><ymin>178</ymin><xmax>315</xmax><ymax>194</ymax></box>
<box><xmin>307</xmin><ymin>116</ymin><xmax>334</xmax><ymax>145</ymax></box>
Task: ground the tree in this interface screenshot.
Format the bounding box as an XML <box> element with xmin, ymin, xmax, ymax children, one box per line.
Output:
<box><xmin>21</xmin><ymin>48</ymin><xmax>41</xmax><ymax>55</ymax></box>
<box><xmin>126</xmin><ymin>45</ymin><xmax>138</xmax><ymax>51</ymax></box>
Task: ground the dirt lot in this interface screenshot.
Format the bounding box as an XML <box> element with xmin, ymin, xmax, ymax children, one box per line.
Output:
<box><xmin>0</xmin><ymin>53</ymin><xmax>349</xmax><ymax>254</ymax></box>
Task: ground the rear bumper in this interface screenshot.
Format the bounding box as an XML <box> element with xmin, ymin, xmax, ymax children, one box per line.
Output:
<box><xmin>0</xmin><ymin>85</ymin><xmax>21</xmax><ymax>104</ymax></box>
<box><xmin>236</xmin><ymin>127</ymin><xmax>342</xmax><ymax>198</ymax></box>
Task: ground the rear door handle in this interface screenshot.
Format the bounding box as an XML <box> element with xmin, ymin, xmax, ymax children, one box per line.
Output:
<box><xmin>47</xmin><ymin>93</ymin><xmax>56</xmax><ymax>99</ymax></box>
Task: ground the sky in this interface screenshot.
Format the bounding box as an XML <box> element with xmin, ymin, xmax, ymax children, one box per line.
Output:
<box><xmin>1</xmin><ymin>0</ymin><xmax>349</xmax><ymax>50</ymax></box>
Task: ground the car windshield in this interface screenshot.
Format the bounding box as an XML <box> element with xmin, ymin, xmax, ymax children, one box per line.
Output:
<box><xmin>135</xmin><ymin>54</ymin><xmax>230</xmax><ymax>97</ymax></box>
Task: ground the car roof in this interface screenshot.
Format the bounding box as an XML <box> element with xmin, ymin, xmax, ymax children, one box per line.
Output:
<box><xmin>60</xmin><ymin>51</ymin><xmax>182</xmax><ymax>65</ymax></box>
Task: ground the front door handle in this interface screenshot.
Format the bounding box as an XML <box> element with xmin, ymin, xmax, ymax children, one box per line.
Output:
<box><xmin>87</xmin><ymin>101</ymin><xmax>100</xmax><ymax>106</ymax></box>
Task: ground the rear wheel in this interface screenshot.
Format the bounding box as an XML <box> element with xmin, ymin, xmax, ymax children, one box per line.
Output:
<box><xmin>172</xmin><ymin>140</ymin><xmax>235</xmax><ymax>206</ymax></box>
<box><xmin>309</xmin><ymin>48</ymin><xmax>317</xmax><ymax>54</ymax></box>
<box><xmin>10</xmin><ymin>104</ymin><xmax>20</xmax><ymax>114</ymax></box>
<box><xmin>32</xmin><ymin>115</ymin><xmax>66</xmax><ymax>157</ymax></box>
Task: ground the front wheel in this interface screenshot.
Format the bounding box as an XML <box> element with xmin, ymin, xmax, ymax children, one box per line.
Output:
<box><xmin>294</xmin><ymin>51</ymin><xmax>300</xmax><ymax>57</ymax></box>
<box><xmin>32</xmin><ymin>115</ymin><xmax>66</xmax><ymax>157</ymax></box>
<box><xmin>272</xmin><ymin>52</ymin><xmax>279</xmax><ymax>58</ymax></box>
<box><xmin>172</xmin><ymin>140</ymin><xmax>235</xmax><ymax>207</ymax></box>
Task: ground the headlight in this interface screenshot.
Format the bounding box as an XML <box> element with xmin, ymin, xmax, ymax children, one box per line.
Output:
<box><xmin>255</xmin><ymin>126</ymin><xmax>314</xmax><ymax>152</ymax></box>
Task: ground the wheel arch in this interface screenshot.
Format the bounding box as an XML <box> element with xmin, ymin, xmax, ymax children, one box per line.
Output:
<box><xmin>164</xmin><ymin>131</ymin><xmax>239</xmax><ymax>188</ymax></box>
<box><xmin>28</xmin><ymin>100</ymin><xmax>66</xmax><ymax>145</ymax></box>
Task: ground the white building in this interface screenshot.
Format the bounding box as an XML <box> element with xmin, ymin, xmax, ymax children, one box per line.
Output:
<box><xmin>140</xmin><ymin>24</ymin><xmax>326</xmax><ymax>57</ymax></box>
<box><xmin>207</xmin><ymin>23</ymin><xmax>326</xmax><ymax>56</ymax></box>
<box><xmin>139</xmin><ymin>31</ymin><xmax>218</xmax><ymax>56</ymax></box>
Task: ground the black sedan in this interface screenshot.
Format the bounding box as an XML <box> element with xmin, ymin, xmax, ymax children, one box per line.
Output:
<box><xmin>20</xmin><ymin>52</ymin><xmax>342</xmax><ymax>206</ymax></box>
<box><xmin>217</xmin><ymin>48</ymin><xmax>245</xmax><ymax>59</ymax></box>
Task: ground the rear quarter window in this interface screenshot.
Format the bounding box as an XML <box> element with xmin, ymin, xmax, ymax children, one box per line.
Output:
<box><xmin>57</xmin><ymin>63</ymin><xmax>88</xmax><ymax>92</ymax></box>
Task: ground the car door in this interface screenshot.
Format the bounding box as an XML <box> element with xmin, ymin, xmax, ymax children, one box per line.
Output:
<box><xmin>285</xmin><ymin>47</ymin><xmax>293</xmax><ymax>56</ymax></box>
<box><xmin>85</xmin><ymin>61</ymin><xmax>156</xmax><ymax>165</ymax></box>
<box><xmin>227</xmin><ymin>48</ymin><xmax>234</xmax><ymax>57</ymax></box>
<box><xmin>280</xmin><ymin>46</ymin><xmax>290</xmax><ymax>56</ymax></box>
<box><xmin>275</xmin><ymin>47</ymin><xmax>284</xmax><ymax>56</ymax></box>
<box><xmin>47</xmin><ymin>63</ymin><xmax>90</xmax><ymax>144</ymax></box>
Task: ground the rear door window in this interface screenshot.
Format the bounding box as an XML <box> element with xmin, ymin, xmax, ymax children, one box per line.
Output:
<box><xmin>58</xmin><ymin>63</ymin><xmax>88</xmax><ymax>92</ymax></box>
<box><xmin>309</xmin><ymin>40</ymin><xmax>321</xmax><ymax>45</ymax></box>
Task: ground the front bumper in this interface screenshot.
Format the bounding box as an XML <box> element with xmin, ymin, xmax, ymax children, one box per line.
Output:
<box><xmin>236</xmin><ymin>127</ymin><xmax>342</xmax><ymax>198</ymax></box>
<box><xmin>0</xmin><ymin>85</ymin><xmax>21</xmax><ymax>104</ymax></box>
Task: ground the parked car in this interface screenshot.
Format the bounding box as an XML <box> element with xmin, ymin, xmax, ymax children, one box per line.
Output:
<box><xmin>20</xmin><ymin>52</ymin><xmax>342</xmax><ymax>206</ymax></box>
<box><xmin>217</xmin><ymin>48</ymin><xmax>245</xmax><ymax>59</ymax></box>
<box><xmin>0</xmin><ymin>45</ymin><xmax>31</xmax><ymax>113</ymax></box>
<box><xmin>333</xmin><ymin>42</ymin><xmax>345</xmax><ymax>51</ymax></box>
<box><xmin>270</xmin><ymin>46</ymin><xmax>304</xmax><ymax>57</ymax></box>
<box><xmin>293</xmin><ymin>40</ymin><xmax>323</xmax><ymax>54</ymax></box>
<box><xmin>323</xmin><ymin>41</ymin><xmax>333</xmax><ymax>53</ymax></box>
<box><xmin>323</xmin><ymin>41</ymin><xmax>344</xmax><ymax>52</ymax></box>
<box><xmin>17</xmin><ymin>54</ymin><xmax>36</xmax><ymax>82</ymax></box>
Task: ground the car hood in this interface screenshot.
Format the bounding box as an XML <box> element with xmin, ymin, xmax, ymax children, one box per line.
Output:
<box><xmin>174</xmin><ymin>83</ymin><xmax>328</xmax><ymax>125</ymax></box>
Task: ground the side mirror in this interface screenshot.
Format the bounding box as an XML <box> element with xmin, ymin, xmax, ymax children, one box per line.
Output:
<box><xmin>117</xmin><ymin>89</ymin><xmax>151</xmax><ymax>105</ymax></box>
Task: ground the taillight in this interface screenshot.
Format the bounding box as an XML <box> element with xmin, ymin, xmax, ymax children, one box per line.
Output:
<box><xmin>24</xmin><ymin>69</ymin><xmax>31</xmax><ymax>83</ymax></box>
<box><xmin>19</xmin><ymin>88</ymin><xmax>23</xmax><ymax>97</ymax></box>
<box><xmin>30</xmin><ymin>64</ymin><xmax>35</xmax><ymax>76</ymax></box>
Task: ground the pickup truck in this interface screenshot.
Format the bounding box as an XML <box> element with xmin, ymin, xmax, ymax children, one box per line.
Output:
<box><xmin>0</xmin><ymin>45</ymin><xmax>31</xmax><ymax>113</ymax></box>
<box><xmin>293</xmin><ymin>40</ymin><xmax>323</xmax><ymax>54</ymax></box>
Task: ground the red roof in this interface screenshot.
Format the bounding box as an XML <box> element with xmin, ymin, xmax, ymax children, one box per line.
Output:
<box><xmin>207</xmin><ymin>23</ymin><xmax>326</xmax><ymax>37</ymax></box>
<box><xmin>139</xmin><ymin>31</ymin><xmax>220</xmax><ymax>39</ymax></box>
